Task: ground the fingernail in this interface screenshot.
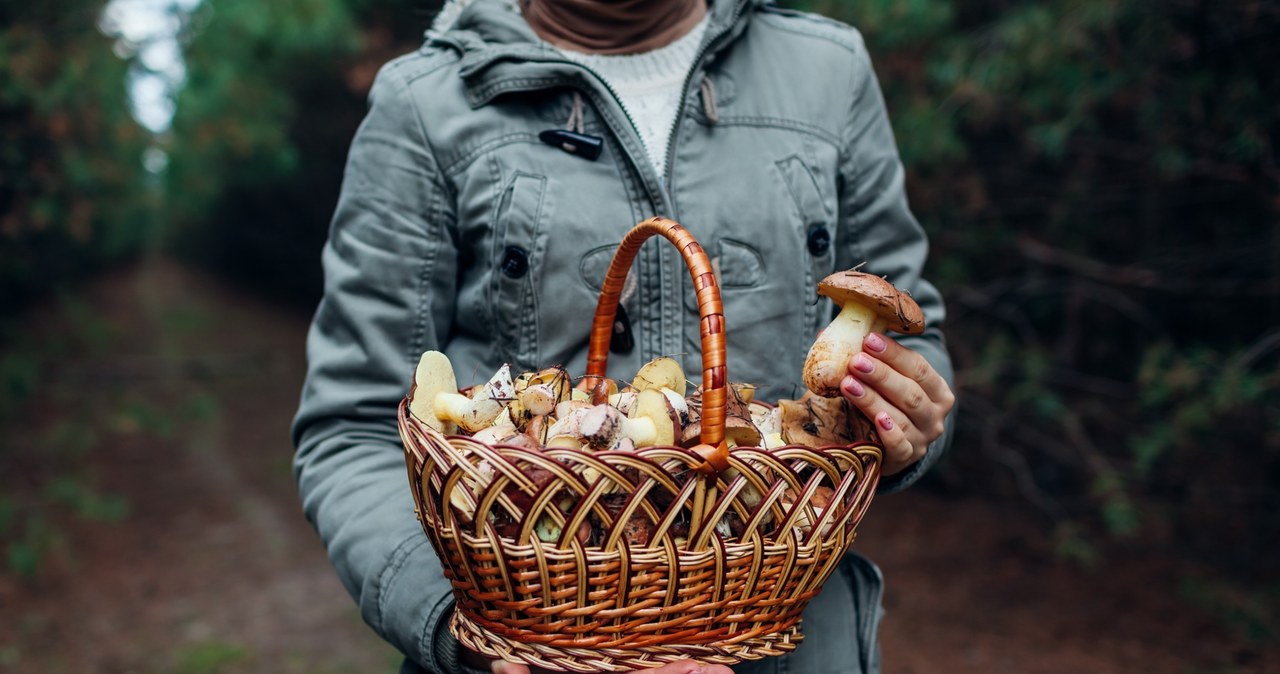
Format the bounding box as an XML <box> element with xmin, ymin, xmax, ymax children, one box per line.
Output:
<box><xmin>853</xmin><ymin>353</ymin><xmax>874</xmax><ymax>374</ymax></box>
<box><xmin>865</xmin><ymin>333</ymin><xmax>887</xmax><ymax>352</ymax></box>
<box><xmin>842</xmin><ymin>376</ymin><xmax>864</xmax><ymax>398</ymax></box>
<box><xmin>877</xmin><ymin>413</ymin><xmax>894</xmax><ymax>431</ymax></box>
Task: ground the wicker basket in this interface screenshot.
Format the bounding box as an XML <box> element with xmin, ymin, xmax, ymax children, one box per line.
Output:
<box><xmin>398</xmin><ymin>217</ymin><xmax>883</xmax><ymax>672</ymax></box>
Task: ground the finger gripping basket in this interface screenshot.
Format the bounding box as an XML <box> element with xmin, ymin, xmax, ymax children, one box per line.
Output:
<box><xmin>398</xmin><ymin>217</ymin><xmax>883</xmax><ymax>672</ymax></box>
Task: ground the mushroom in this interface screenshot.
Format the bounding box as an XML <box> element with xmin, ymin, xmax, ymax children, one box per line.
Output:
<box><xmin>554</xmin><ymin>399</ymin><xmax>592</xmax><ymax>421</ymax></box>
<box><xmin>508</xmin><ymin>366</ymin><xmax>571</xmax><ymax>430</ymax></box>
<box><xmin>471</xmin><ymin>420</ymin><xmax>541</xmax><ymax>451</ymax></box>
<box><xmin>434</xmin><ymin>393</ymin><xmax>504</xmax><ymax>434</ymax></box>
<box><xmin>802</xmin><ymin>271</ymin><xmax>925</xmax><ymax>398</ymax></box>
<box><xmin>632</xmin><ymin>356</ymin><xmax>687</xmax><ymax>397</ymax></box>
<box><xmin>409</xmin><ymin>351</ymin><xmax>459</xmax><ymax>434</ymax></box>
<box><xmin>545</xmin><ymin>434</ymin><xmax>587</xmax><ymax>450</ymax></box>
<box><xmin>630</xmin><ymin>388</ymin><xmax>679</xmax><ymax>446</ymax></box>
<box><xmin>546</xmin><ymin>402</ymin><xmax>666</xmax><ymax>450</ymax></box>
<box><xmin>525</xmin><ymin>415</ymin><xmax>551</xmax><ymax>446</ymax></box>
<box><xmin>607</xmin><ymin>390</ymin><xmax>639</xmax><ymax>415</ymax></box>
<box><xmin>681</xmin><ymin>385</ymin><xmax>761</xmax><ymax>449</ymax></box>
<box><xmin>535</xmin><ymin>502</ymin><xmax>593</xmax><ymax>545</ymax></box>
<box><xmin>601</xmin><ymin>495</ymin><xmax>656</xmax><ymax>546</ymax></box>
<box><xmin>750</xmin><ymin>403</ymin><xmax>781</xmax><ymax>436</ymax></box>
<box><xmin>778</xmin><ymin>392</ymin><xmax>873</xmax><ymax>448</ymax></box>
<box><xmin>434</xmin><ymin>363</ymin><xmax>515</xmax><ymax>433</ymax></box>
<box><xmin>781</xmin><ymin>485</ymin><xmax>836</xmax><ymax>535</ymax></box>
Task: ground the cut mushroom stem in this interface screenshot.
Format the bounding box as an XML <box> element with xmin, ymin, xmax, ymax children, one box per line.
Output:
<box><xmin>546</xmin><ymin>405</ymin><xmax>644</xmax><ymax>450</ymax></box>
<box><xmin>433</xmin><ymin>364</ymin><xmax>517</xmax><ymax>433</ymax></box>
<box><xmin>434</xmin><ymin>392</ymin><xmax>505</xmax><ymax>434</ymax></box>
<box><xmin>630</xmin><ymin>389</ymin><xmax>678</xmax><ymax>446</ymax></box>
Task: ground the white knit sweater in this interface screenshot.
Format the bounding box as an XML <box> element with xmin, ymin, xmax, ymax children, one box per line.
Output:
<box><xmin>432</xmin><ymin>0</ymin><xmax>707</xmax><ymax>179</ymax></box>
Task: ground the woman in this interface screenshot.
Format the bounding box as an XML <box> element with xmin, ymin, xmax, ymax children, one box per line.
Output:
<box><xmin>291</xmin><ymin>1</ymin><xmax>956</xmax><ymax>672</ymax></box>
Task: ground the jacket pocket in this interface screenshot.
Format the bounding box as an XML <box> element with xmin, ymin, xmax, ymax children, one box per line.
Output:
<box><xmin>776</xmin><ymin>155</ymin><xmax>836</xmax><ymax>337</ymax></box>
<box><xmin>490</xmin><ymin>171</ymin><xmax>547</xmax><ymax>371</ymax></box>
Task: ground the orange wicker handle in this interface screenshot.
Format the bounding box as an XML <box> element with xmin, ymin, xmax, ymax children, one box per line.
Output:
<box><xmin>585</xmin><ymin>217</ymin><xmax>730</xmax><ymax>476</ymax></box>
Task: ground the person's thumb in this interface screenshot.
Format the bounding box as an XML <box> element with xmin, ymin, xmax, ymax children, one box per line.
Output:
<box><xmin>490</xmin><ymin>661</ymin><xmax>531</xmax><ymax>674</ymax></box>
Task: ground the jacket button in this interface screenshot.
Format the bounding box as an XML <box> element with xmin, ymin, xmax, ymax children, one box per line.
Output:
<box><xmin>501</xmin><ymin>246</ymin><xmax>529</xmax><ymax>278</ymax></box>
<box><xmin>807</xmin><ymin>225</ymin><xmax>831</xmax><ymax>256</ymax></box>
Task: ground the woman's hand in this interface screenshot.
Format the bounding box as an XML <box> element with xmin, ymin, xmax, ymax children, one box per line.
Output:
<box><xmin>839</xmin><ymin>332</ymin><xmax>955</xmax><ymax>476</ymax></box>
<box><xmin>486</xmin><ymin>658</ymin><xmax>734</xmax><ymax>674</ymax></box>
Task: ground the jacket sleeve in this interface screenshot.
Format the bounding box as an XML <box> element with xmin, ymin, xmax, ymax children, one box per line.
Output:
<box><xmin>834</xmin><ymin>34</ymin><xmax>956</xmax><ymax>494</ymax></box>
<box><xmin>291</xmin><ymin>62</ymin><xmax>463</xmax><ymax>672</ymax></box>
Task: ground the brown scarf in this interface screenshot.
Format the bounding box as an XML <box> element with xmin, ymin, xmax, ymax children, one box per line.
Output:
<box><xmin>521</xmin><ymin>0</ymin><xmax>708</xmax><ymax>55</ymax></box>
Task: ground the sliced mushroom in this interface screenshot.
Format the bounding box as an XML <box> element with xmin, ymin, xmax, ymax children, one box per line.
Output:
<box><xmin>630</xmin><ymin>388</ymin><xmax>678</xmax><ymax>447</ymax></box>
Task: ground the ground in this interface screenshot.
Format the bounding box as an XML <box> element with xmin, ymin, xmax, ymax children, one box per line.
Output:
<box><xmin>0</xmin><ymin>260</ymin><xmax>1274</xmax><ymax>673</ymax></box>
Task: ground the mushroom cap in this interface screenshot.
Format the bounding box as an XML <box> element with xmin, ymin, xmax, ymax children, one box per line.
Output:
<box><xmin>816</xmin><ymin>271</ymin><xmax>925</xmax><ymax>335</ymax></box>
<box><xmin>680</xmin><ymin>384</ymin><xmax>761</xmax><ymax>447</ymax></box>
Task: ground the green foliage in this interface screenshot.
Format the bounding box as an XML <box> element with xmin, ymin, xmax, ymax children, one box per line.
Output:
<box><xmin>0</xmin><ymin>1</ymin><xmax>156</xmax><ymax>318</ymax></box>
<box><xmin>788</xmin><ymin>0</ymin><xmax>1280</xmax><ymax>571</ymax></box>
<box><xmin>164</xmin><ymin>0</ymin><xmax>435</xmax><ymax>304</ymax></box>
<box><xmin>169</xmin><ymin>641</ymin><xmax>250</xmax><ymax>674</ymax></box>
<box><xmin>1181</xmin><ymin>578</ymin><xmax>1280</xmax><ymax>646</ymax></box>
<box><xmin>0</xmin><ymin>292</ymin><xmax>133</xmax><ymax>579</ymax></box>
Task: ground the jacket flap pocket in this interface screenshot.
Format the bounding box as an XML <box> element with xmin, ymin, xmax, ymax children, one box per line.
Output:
<box><xmin>491</xmin><ymin>171</ymin><xmax>547</xmax><ymax>368</ymax></box>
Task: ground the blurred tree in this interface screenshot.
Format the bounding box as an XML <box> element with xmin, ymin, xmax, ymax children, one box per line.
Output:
<box><xmin>791</xmin><ymin>0</ymin><xmax>1280</xmax><ymax>574</ymax></box>
<box><xmin>0</xmin><ymin>1</ymin><xmax>155</xmax><ymax>319</ymax></box>
<box><xmin>164</xmin><ymin>0</ymin><xmax>436</xmax><ymax>307</ymax></box>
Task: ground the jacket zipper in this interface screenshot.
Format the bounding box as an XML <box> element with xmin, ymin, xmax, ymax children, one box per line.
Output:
<box><xmin>661</xmin><ymin>1</ymin><xmax>745</xmax><ymax>188</ymax></box>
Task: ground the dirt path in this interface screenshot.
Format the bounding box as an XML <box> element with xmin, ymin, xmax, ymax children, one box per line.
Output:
<box><xmin>0</xmin><ymin>261</ymin><xmax>1273</xmax><ymax>673</ymax></box>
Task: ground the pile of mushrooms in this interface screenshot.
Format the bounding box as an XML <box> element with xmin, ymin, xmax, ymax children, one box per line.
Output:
<box><xmin>406</xmin><ymin>269</ymin><xmax>924</xmax><ymax>545</ymax></box>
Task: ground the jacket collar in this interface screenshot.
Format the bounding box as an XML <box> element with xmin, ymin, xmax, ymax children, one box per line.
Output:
<box><xmin>432</xmin><ymin>0</ymin><xmax>760</xmax><ymax>107</ymax></box>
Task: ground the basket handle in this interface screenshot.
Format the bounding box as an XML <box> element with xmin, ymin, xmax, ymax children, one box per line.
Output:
<box><xmin>584</xmin><ymin>217</ymin><xmax>730</xmax><ymax>477</ymax></box>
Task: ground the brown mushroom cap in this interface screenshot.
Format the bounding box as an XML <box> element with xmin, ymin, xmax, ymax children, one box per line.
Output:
<box><xmin>680</xmin><ymin>384</ymin><xmax>761</xmax><ymax>447</ymax></box>
<box><xmin>817</xmin><ymin>271</ymin><xmax>926</xmax><ymax>335</ymax></box>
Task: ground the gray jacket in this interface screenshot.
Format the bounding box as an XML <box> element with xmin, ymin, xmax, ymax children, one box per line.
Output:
<box><xmin>292</xmin><ymin>0</ymin><xmax>955</xmax><ymax>672</ymax></box>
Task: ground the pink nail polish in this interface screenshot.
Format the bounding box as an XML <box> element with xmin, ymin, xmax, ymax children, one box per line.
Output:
<box><xmin>865</xmin><ymin>333</ymin><xmax>887</xmax><ymax>352</ymax></box>
<box><xmin>843</xmin><ymin>376</ymin><xmax>864</xmax><ymax>397</ymax></box>
<box><xmin>853</xmin><ymin>353</ymin><xmax>874</xmax><ymax>374</ymax></box>
<box><xmin>877</xmin><ymin>413</ymin><xmax>894</xmax><ymax>431</ymax></box>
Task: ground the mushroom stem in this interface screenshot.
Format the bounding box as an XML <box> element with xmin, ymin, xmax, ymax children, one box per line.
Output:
<box><xmin>803</xmin><ymin>303</ymin><xmax>887</xmax><ymax>398</ymax></box>
<box><xmin>434</xmin><ymin>392</ymin><xmax>505</xmax><ymax>433</ymax></box>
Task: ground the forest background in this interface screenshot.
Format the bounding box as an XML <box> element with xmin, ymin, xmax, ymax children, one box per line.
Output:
<box><xmin>2</xmin><ymin>0</ymin><xmax>1278</xmax><ymax>672</ymax></box>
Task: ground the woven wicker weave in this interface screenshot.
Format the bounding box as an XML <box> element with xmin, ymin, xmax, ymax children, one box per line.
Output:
<box><xmin>398</xmin><ymin>217</ymin><xmax>882</xmax><ymax>672</ymax></box>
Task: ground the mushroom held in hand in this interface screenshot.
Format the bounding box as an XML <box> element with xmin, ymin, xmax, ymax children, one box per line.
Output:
<box><xmin>802</xmin><ymin>271</ymin><xmax>926</xmax><ymax>398</ymax></box>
